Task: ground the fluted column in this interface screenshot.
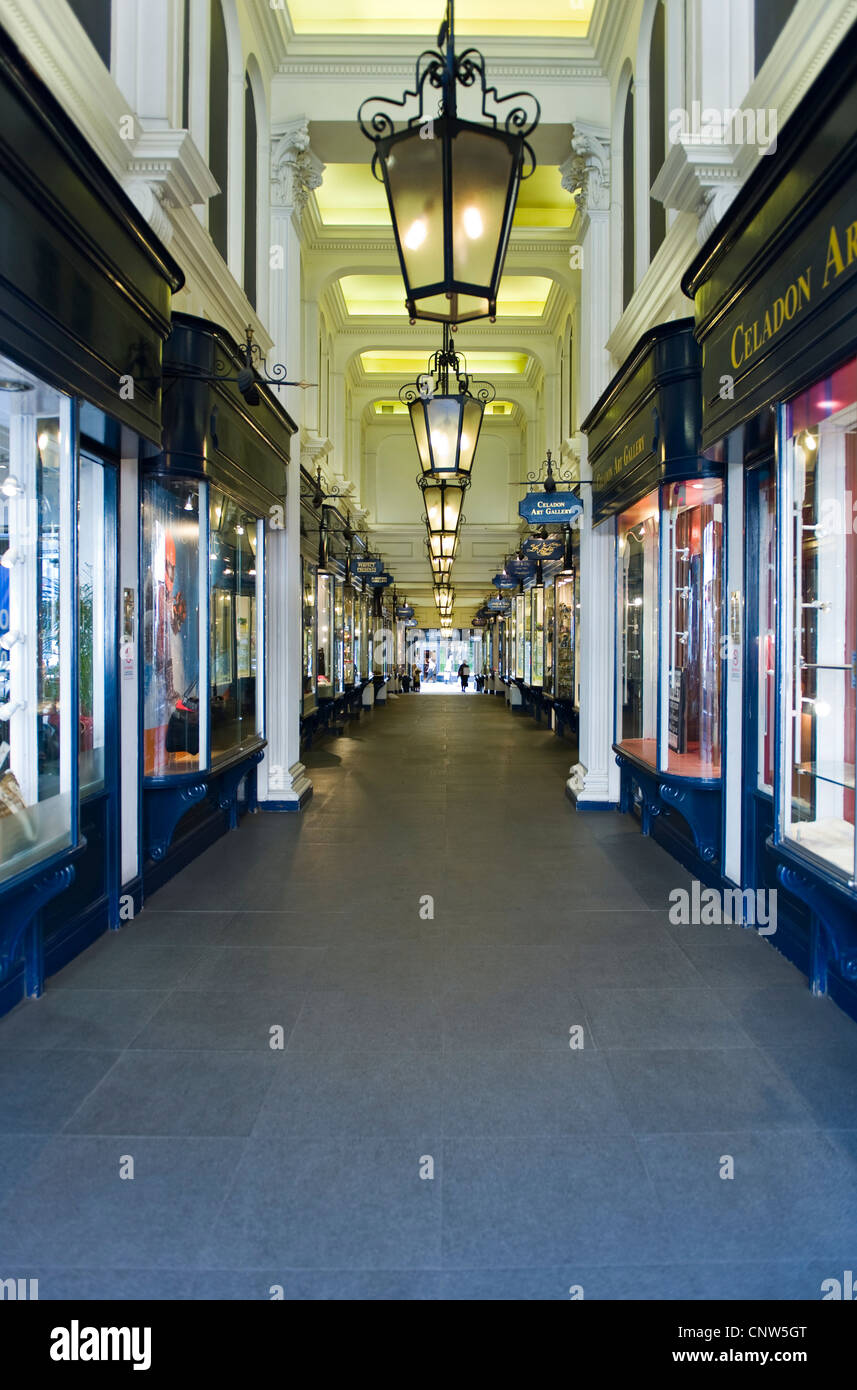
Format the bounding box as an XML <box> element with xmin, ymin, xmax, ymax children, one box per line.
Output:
<box><xmin>259</xmin><ymin>118</ymin><xmax>323</xmax><ymax>809</ymax></box>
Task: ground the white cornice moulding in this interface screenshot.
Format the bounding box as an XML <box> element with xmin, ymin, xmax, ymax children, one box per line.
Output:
<box><xmin>167</xmin><ymin>206</ymin><xmax>274</xmax><ymax>355</ymax></box>
<box><xmin>128</xmin><ymin>129</ymin><xmax>219</xmax><ymax>209</ymax></box>
<box><xmin>652</xmin><ymin>141</ymin><xmax>741</xmax><ymax>223</ymax></box>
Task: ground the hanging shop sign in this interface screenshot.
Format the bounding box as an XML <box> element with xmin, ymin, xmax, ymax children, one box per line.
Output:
<box><xmin>368</xmin><ymin>571</ymin><xmax>393</xmax><ymax>588</ymax></box>
<box><xmin>350</xmin><ymin>556</ymin><xmax>384</xmax><ymax>578</ymax></box>
<box><xmin>396</xmin><ymin>605</ymin><xmax>415</xmax><ymax>619</ymax></box>
<box><xmin>518</xmin><ymin>491</ymin><xmax>583</xmax><ymax>526</ymax></box>
<box><xmin>505</xmin><ymin>556</ymin><xmax>536</xmax><ymax>579</ymax></box>
<box><xmin>521</xmin><ymin>535</ymin><xmax>565</xmax><ymax>561</ymax></box>
<box><xmin>488</xmin><ymin>597</ymin><xmax>510</xmax><ymax>612</ymax></box>
<box><xmin>492</xmin><ymin>573</ymin><xmax>517</xmax><ymax>590</ymax></box>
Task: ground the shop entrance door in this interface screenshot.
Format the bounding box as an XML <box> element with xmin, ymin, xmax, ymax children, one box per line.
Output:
<box><xmin>743</xmin><ymin>456</ymin><xmax>777</xmax><ymax>889</ymax></box>
<box><xmin>42</xmin><ymin>451</ymin><xmax>119</xmax><ymax>957</ymax></box>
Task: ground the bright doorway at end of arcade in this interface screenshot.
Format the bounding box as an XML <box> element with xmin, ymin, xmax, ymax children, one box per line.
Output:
<box><xmin>412</xmin><ymin>629</ymin><xmax>484</xmax><ymax>693</ymax></box>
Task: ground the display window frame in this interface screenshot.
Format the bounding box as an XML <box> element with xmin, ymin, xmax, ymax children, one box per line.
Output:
<box><xmin>0</xmin><ymin>370</ymin><xmax>79</xmax><ymax>891</ymax></box>
<box><xmin>612</xmin><ymin>480</ymin><xmax>725</xmax><ymax>783</ymax></box>
<box><xmin>775</xmin><ymin>358</ymin><xmax>857</xmax><ymax>894</ymax></box>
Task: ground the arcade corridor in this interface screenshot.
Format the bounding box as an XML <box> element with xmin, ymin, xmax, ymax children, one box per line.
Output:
<box><xmin>1</xmin><ymin>696</ymin><xmax>855</xmax><ymax>1300</ymax></box>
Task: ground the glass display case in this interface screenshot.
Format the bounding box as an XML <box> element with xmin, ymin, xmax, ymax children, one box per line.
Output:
<box><xmin>531</xmin><ymin>585</ymin><xmax>544</xmax><ymax>688</ymax></box>
<box><xmin>78</xmin><ymin>453</ymin><xmax>107</xmax><ymax>797</ymax></box>
<box><xmin>209</xmin><ymin>487</ymin><xmax>261</xmax><ymax>763</ymax></box>
<box><xmin>617</xmin><ymin>491</ymin><xmax>660</xmax><ymax>764</ymax></box>
<box><xmin>616</xmin><ymin>481</ymin><xmax>723</xmax><ymax>776</ymax></box>
<box><xmin>317</xmin><ymin>571</ymin><xmax>333</xmax><ymax>699</ymax></box>
<box><xmin>523</xmin><ymin>590</ymin><xmax>533</xmax><ymax>685</ymax></box>
<box><xmin>556</xmin><ymin>574</ymin><xmax>574</xmax><ymax>699</ymax></box>
<box><xmin>779</xmin><ymin>355</ymin><xmax>857</xmax><ymax>884</ymax></box>
<box><xmin>665</xmin><ymin>479</ymin><xmax>723</xmax><ymax>776</ymax></box>
<box><xmin>544</xmin><ymin>580</ymin><xmax>555</xmax><ymax>694</ymax></box>
<box><xmin>359</xmin><ymin>591</ymin><xmax>370</xmax><ymax>680</ymax></box>
<box><xmin>142</xmin><ymin>476</ymin><xmax>206</xmax><ymax>778</ymax></box>
<box><xmin>0</xmin><ymin>367</ymin><xmax>75</xmax><ymax>885</ymax></box>
<box><xmin>514</xmin><ymin>594</ymin><xmax>525</xmax><ymax>680</ymax></box>
<box><xmin>343</xmin><ymin>584</ymin><xmax>355</xmax><ymax>686</ymax></box>
<box><xmin>302</xmin><ymin>557</ymin><xmax>317</xmax><ymax>714</ymax></box>
<box><xmin>333</xmin><ymin>577</ymin><xmax>345</xmax><ymax>696</ymax></box>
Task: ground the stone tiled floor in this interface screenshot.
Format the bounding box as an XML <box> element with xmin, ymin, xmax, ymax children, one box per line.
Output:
<box><xmin>1</xmin><ymin>691</ymin><xmax>855</xmax><ymax>1300</ymax></box>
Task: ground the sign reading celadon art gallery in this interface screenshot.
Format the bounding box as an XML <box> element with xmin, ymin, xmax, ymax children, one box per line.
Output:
<box><xmin>518</xmin><ymin>491</ymin><xmax>583</xmax><ymax>525</ymax></box>
<box><xmin>351</xmin><ymin>556</ymin><xmax>384</xmax><ymax>577</ymax></box>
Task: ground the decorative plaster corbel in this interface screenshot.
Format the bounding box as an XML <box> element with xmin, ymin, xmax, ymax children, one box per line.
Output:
<box><xmin>561</xmin><ymin>122</ymin><xmax>611</xmax><ymax>214</ymax></box>
<box><xmin>271</xmin><ymin>118</ymin><xmax>325</xmax><ymax>217</ymax></box>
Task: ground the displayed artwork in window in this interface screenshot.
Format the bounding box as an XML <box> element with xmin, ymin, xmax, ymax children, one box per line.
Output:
<box><xmin>209</xmin><ymin>488</ymin><xmax>260</xmax><ymax>759</ymax></box>
<box><xmin>334</xmin><ymin>579</ymin><xmax>345</xmax><ymax>695</ymax></box>
<box><xmin>756</xmin><ymin>471</ymin><xmax>777</xmax><ymax>793</ymax></box>
<box><xmin>544</xmin><ymin>579</ymin><xmax>555</xmax><ymax>692</ymax></box>
<box><xmin>302</xmin><ymin>557</ymin><xmax>316</xmax><ymax>710</ymax></box>
<box><xmin>616</xmin><ymin>490</ymin><xmax>659</xmax><ymax>765</ymax></box>
<box><xmin>317</xmin><ymin>572</ymin><xmax>333</xmax><ymax>695</ymax></box>
<box><xmin>665</xmin><ymin>479</ymin><xmax>723</xmax><ymax>776</ymax></box>
<box><xmin>514</xmin><ymin>594</ymin><xmax>525</xmax><ymax>680</ymax></box>
<box><xmin>0</xmin><ymin>359</ymin><xmax>74</xmax><ymax>882</ymax></box>
<box><xmin>142</xmin><ymin>477</ymin><xmax>202</xmax><ymax>776</ymax></box>
<box><xmin>343</xmin><ymin>585</ymin><xmax>355</xmax><ymax>685</ymax></box>
<box><xmin>531</xmin><ymin>585</ymin><xmax>544</xmax><ymax>688</ymax></box>
<box><xmin>556</xmin><ymin>574</ymin><xmax>574</xmax><ymax>699</ymax></box>
<box><xmin>781</xmin><ymin>356</ymin><xmax>857</xmax><ymax>881</ymax></box>
<box><xmin>78</xmin><ymin>455</ymin><xmax>107</xmax><ymax>795</ymax></box>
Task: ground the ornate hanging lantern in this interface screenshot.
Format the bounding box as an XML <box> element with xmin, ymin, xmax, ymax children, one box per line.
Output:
<box><xmin>400</xmin><ymin>325</ymin><xmax>494</xmax><ymax>477</ymax></box>
<box><xmin>357</xmin><ymin>0</ymin><xmax>540</xmax><ymax>326</ymax></box>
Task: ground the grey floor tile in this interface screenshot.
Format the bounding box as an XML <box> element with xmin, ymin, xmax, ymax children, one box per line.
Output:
<box><xmin>638</xmin><ymin>1130</ymin><xmax>857</xmax><ymax>1263</ymax></box>
<box><xmin>0</xmin><ymin>1051</ymin><xmax>119</xmax><ymax>1133</ymax></box>
<box><xmin>565</xmin><ymin>944</ymin><xmax>704</xmax><ymax>988</ymax></box>
<box><xmin>182</xmin><ymin>946</ymin><xmax>326</xmax><ymax>992</ymax></box>
<box><xmin>52</xmin><ymin>942</ymin><xmax>217</xmax><ymax>991</ymax></box>
<box><xmin>605</xmin><ymin>1048</ymin><xmax>816</xmax><ymax>1133</ymax></box>
<box><xmin>717</xmin><ymin>985</ymin><xmax>857</xmax><ymax>1049</ymax></box>
<box><xmin>441</xmin><ymin>1049</ymin><xmax>631</xmax><ymax>1136</ymax></box>
<box><xmin>201</xmin><ymin>1136</ymin><xmax>442</xmax><ymax>1269</ymax></box>
<box><xmin>26</xmin><ymin>1269</ymin><xmax>195</xmax><ymax>1299</ymax></box>
<box><xmin>220</xmin><ymin>911</ymin><xmax>345</xmax><ymax>947</ymax></box>
<box><xmin>288</xmin><ymin>990</ymin><xmax>443</xmax><ymax>1052</ymax></box>
<box><xmin>123</xmin><ymin>910</ymin><xmax>236</xmax><ymax>946</ymax></box>
<box><xmin>581</xmin><ymin>987</ymin><xmax>753</xmax><ymax>1050</ymax></box>
<box><xmin>0</xmin><ymin>990</ymin><xmax>166</xmax><ymax>1051</ymax></box>
<box><xmin>441</xmin><ymin>987</ymin><xmax>592</xmax><ymax>1051</ymax></box>
<box><xmin>189</xmin><ymin>1269</ymin><xmax>446</xmax><ymax>1299</ymax></box>
<box><xmin>762</xmin><ymin>1043</ymin><xmax>857</xmax><ymax>1127</ymax></box>
<box><xmin>0</xmin><ymin>1136</ymin><xmax>244</xmax><ymax>1266</ymax></box>
<box><xmin>128</xmin><ymin>990</ymin><xmax>306</xmax><ymax>1052</ymax></box>
<box><xmin>253</xmin><ymin>1050</ymin><xmax>443</xmax><ymax>1137</ymax></box>
<box><xmin>318</xmin><ymin>942</ymin><xmax>444</xmax><ymax>995</ymax></box>
<box><xmin>670</xmin><ymin>925</ymin><xmax>804</xmax><ymax>988</ymax></box>
<box><xmin>441</xmin><ymin>1135</ymin><xmax>670</xmax><ymax>1267</ymax></box>
<box><xmin>63</xmin><ymin>1051</ymin><xmax>277</xmax><ymax>1136</ymax></box>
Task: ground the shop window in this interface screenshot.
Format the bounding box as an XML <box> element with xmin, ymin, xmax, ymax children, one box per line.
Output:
<box><xmin>514</xmin><ymin>593</ymin><xmax>524</xmax><ymax>680</ymax></box>
<box><xmin>556</xmin><ymin>574</ymin><xmax>574</xmax><ymax>699</ymax></box>
<box><xmin>665</xmin><ymin>479</ymin><xmax>723</xmax><ymax>776</ymax></box>
<box><xmin>209</xmin><ymin>488</ymin><xmax>260</xmax><ymax>761</ymax></box>
<box><xmin>333</xmin><ymin>579</ymin><xmax>345</xmax><ymax>695</ymax></box>
<box><xmin>301</xmin><ymin>557</ymin><xmax>317</xmax><ymax>710</ymax></box>
<box><xmin>142</xmin><ymin>478</ymin><xmax>204</xmax><ymax>777</ymax></box>
<box><xmin>78</xmin><ymin>455</ymin><xmax>106</xmax><ymax>795</ymax></box>
<box><xmin>781</xmin><ymin>356</ymin><xmax>857</xmax><ymax>881</ymax></box>
<box><xmin>754</xmin><ymin>0</ymin><xmax>798</xmax><ymax>75</ymax></box>
<box><xmin>544</xmin><ymin>580</ymin><xmax>555</xmax><ymax>692</ymax></box>
<box><xmin>317</xmin><ymin>572</ymin><xmax>333</xmax><ymax>697</ymax></box>
<box><xmin>0</xmin><ymin>363</ymin><xmax>74</xmax><ymax>883</ymax></box>
<box><xmin>617</xmin><ymin>491</ymin><xmax>660</xmax><ymax>764</ymax></box>
<box><xmin>757</xmin><ymin>472</ymin><xmax>777</xmax><ymax>792</ymax></box>
<box><xmin>531</xmin><ymin>585</ymin><xmax>544</xmax><ymax>688</ymax></box>
<box><xmin>523</xmin><ymin>591</ymin><xmax>532</xmax><ymax>684</ymax></box>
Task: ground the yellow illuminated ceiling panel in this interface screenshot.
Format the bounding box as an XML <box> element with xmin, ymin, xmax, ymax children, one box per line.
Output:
<box><xmin>315</xmin><ymin>163</ymin><xmax>574</xmax><ymax>230</ymax></box>
<box><xmin>361</xmin><ymin>349</ymin><xmax>529</xmax><ymax>374</ymax></box>
<box><xmin>341</xmin><ymin>274</ymin><xmax>552</xmax><ymax>317</ymax></box>
<box><xmin>287</xmin><ymin>1</ymin><xmax>593</xmax><ymax>37</ymax></box>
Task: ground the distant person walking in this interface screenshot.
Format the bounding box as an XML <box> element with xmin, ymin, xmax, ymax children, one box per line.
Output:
<box><xmin>458</xmin><ymin>660</ymin><xmax>470</xmax><ymax>692</ymax></box>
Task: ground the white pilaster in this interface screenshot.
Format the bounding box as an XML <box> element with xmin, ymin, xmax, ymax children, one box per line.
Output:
<box><xmin>259</xmin><ymin>118</ymin><xmax>323</xmax><ymax>810</ymax></box>
<box><xmin>562</xmin><ymin>124</ymin><xmax>620</xmax><ymax>808</ymax></box>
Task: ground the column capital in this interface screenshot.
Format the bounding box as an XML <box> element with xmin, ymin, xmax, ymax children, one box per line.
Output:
<box><xmin>561</xmin><ymin>122</ymin><xmax>611</xmax><ymax>214</ymax></box>
<box><xmin>271</xmin><ymin>117</ymin><xmax>324</xmax><ymax>218</ymax></box>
